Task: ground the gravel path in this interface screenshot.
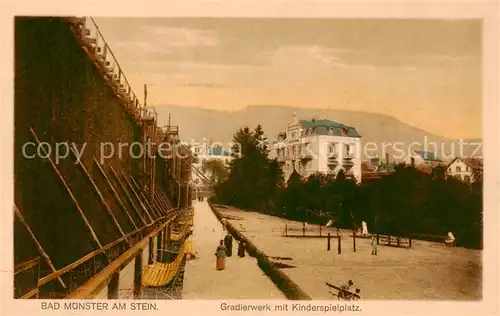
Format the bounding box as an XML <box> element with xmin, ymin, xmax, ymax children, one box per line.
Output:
<box><xmin>182</xmin><ymin>201</ymin><xmax>285</xmax><ymax>299</ymax></box>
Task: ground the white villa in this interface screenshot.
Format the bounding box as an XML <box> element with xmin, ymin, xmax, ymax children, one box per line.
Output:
<box><xmin>270</xmin><ymin>113</ymin><xmax>362</xmax><ymax>183</ymax></box>
<box><xmin>446</xmin><ymin>157</ymin><xmax>483</xmax><ymax>183</ymax></box>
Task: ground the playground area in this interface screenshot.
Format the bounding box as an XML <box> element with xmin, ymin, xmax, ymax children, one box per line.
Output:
<box><xmin>214</xmin><ymin>205</ymin><xmax>482</xmax><ymax>300</ymax></box>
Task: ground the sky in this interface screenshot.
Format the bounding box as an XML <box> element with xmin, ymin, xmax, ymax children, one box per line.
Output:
<box><xmin>93</xmin><ymin>18</ymin><xmax>481</xmax><ymax>139</ymax></box>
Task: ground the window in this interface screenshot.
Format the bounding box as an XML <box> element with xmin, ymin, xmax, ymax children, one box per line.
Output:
<box><xmin>456</xmin><ymin>166</ymin><xmax>461</xmax><ymax>172</ymax></box>
<box><xmin>328</xmin><ymin>128</ymin><xmax>334</xmax><ymax>135</ymax></box>
<box><xmin>464</xmin><ymin>175</ymin><xmax>471</xmax><ymax>182</ymax></box>
<box><xmin>328</xmin><ymin>143</ymin><xmax>336</xmax><ymax>154</ymax></box>
<box><xmin>345</xmin><ymin>144</ymin><xmax>351</xmax><ymax>156</ymax></box>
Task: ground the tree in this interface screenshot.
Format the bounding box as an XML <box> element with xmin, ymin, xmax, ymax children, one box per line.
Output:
<box><xmin>201</xmin><ymin>159</ymin><xmax>228</xmax><ymax>184</ymax></box>
<box><xmin>214</xmin><ymin>125</ymin><xmax>281</xmax><ymax>212</ymax></box>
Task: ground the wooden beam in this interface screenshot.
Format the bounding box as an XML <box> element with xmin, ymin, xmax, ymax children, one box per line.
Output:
<box><xmin>14</xmin><ymin>257</ymin><xmax>40</xmax><ymax>275</ymax></box>
<box><xmin>129</xmin><ymin>176</ymin><xmax>164</xmax><ymax>217</ymax></box>
<box><xmin>93</xmin><ymin>158</ymin><xmax>140</xmax><ymax>230</ymax></box>
<box><xmin>122</xmin><ymin>172</ymin><xmax>158</xmax><ymax>219</ymax></box>
<box><xmin>29</xmin><ymin>127</ymin><xmax>104</xmax><ymax>251</ymax></box>
<box><xmin>70</xmin><ymin>149</ymin><xmax>129</xmax><ymax>245</ymax></box>
<box><xmin>152</xmin><ymin>189</ymin><xmax>167</xmax><ymax>210</ymax></box>
<box><xmin>14</xmin><ymin>206</ymin><xmax>66</xmax><ymax>289</ymax></box>
<box><xmin>20</xmin><ymin>288</ymin><xmax>39</xmax><ymax>299</ymax></box>
<box><xmin>65</xmin><ymin>213</ymin><xmax>178</xmax><ymax>299</ymax></box>
<box><xmin>156</xmin><ymin>187</ymin><xmax>173</xmax><ymax>209</ymax></box>
<box><xmin>37</xmin><ymin>214</ymin><xmax>158</xmax><ymax>289</ymax></box>
<box><xmin>115</xmin><ymin>168</ymin><xmax>154</xmax><ymax>223</ymax></box>
<box><xmin>108</xmin><ymin>165</ymin><xmax>149</xmax><ymax>226</ymax></box>
<box><xmin>127</xmin><ymin>174</ymin><xmax>161</xmax><ymax>218</ymax></box>
<box><xmin>152</xmin><ymin>198</ymin><xmax>166</xmax><ymax>216</ymax></box>
<box><xmin>155</xmin><ymin>188</ymin><xmax>171</xmax><ymax>209</ymax></box>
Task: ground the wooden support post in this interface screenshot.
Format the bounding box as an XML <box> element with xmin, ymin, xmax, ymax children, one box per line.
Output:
<box><xmin>388</xmin><ymin>236</ymin><xmax>392</xmax><ymax>245</ymax></box>
<box><xmin>107</xmin><ymin>272</ymin><xmax>120</xmax><ymax>299</ymax></box>
<box><xmin>409</xmin><ymin>238</ymin><xmax>412</xmax><ymax>248</ymax></box>
<box><xmin>338</xmin><ymin>235</ymin><xmax>342</xmax><ymax>254</ymax></box>
<box><xmin>157</xmin><ymin>231</ymin><xmax>163</xmax><ymax>261</ymax></box>
<box><xmin>166</xmin><ymin>224</ymin><xmax>172</xmax><ymax>249</ymax></box>
<box><xmin>14</xmin><ymin>206</ymin><xmax>67</xmax><ymax>289</ymax></box>
<box><xmin>30</xmin><ymin>127</ymin><xmax>104</xmax><ymax>250</ymax></box>
<box><xmin>93</xmin><ymin>158</ymin><xmax>139</xmax><ymax>230</ymax></box>
<box><xmin>148</xmin><ymin>237</ymin><xmax>154</xmax><ymax>264</ymax></box>
<box><xmin>327</xmin><ymin>233</ymin><xmax>331</xmax><ymax>251</ymax></box>
<box><xmin>397</xmin><ymin>236</ymin><xmax>400</xmax><ymax>247</ymax></box>
<box><xmin>163</xmin><ymin>227</ymin><xmax>168</xmax><ymax>251</ymax></box>
<box><xmin>71</xmin><ymin>149</ymin><xmax>128</xmax><ymax>243</ymax></box>
<box><xmin>377</xmin><ymin>233</ymin><xmax>380</xmax><ymax>244</ymax></box>
<box><xmin>285</xmin><ymin>224</ymin><xmax>288</xmax><ymax>237</ymax></box>
<box><xmin>133</xmin><ymin>250</ymin><xmax>142</xmax><ymax>299</ymax></box>
<box><xmin>319</xmin><ymin>225</ymin><xmax>322</xmax><ymax>236</ymax></box>
<box><xmin>303</xmin><ymin>221</ymin><xmax>305</xmax><ymax>236</ymax></box>
<box><xmin>353</xmin><ymin>228</ymin><xmax>356</xmax><ymax>252</ymax></box>
<box><xmin>35</xmin><ymin>262</ymin><xmax>41</xmax><ymax>299</ymax></box>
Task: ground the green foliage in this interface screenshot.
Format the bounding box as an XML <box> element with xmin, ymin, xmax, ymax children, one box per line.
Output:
<box><xmin>214</xmin><ymin>125</ymin><xmax>483</xmax><ymax>249</ymax></box>
<box><xmin>214</xmin><ymin>125</ymin><xmax>283</xmax><ymax>211</ymax></box>
<box><xmin>201</xmin><ymin>159</ymin><xmax>228</xmax><ymax>184</ymax></box>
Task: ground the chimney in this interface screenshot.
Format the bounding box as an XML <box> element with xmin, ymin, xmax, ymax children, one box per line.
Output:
<box><xmin>385</xmin><ymin>153</ymin><xmax>389</xmax><ymax>164</ymax></box>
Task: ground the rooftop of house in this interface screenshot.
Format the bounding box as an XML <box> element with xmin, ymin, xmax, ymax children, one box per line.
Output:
<box><xmin>416</xmin><ymin>164</ymin><xmax>433</xmax><ymax>174</ymax></box>
<box><xmin>361</xmin><ymin>162</ymin><xmax>374</xmax><ymax>173</ymax></box>
<box><xmin>448</xmin><ymin>157</ymin><xmax>483</xmax><ymax>170</ymax></box>
<box><xmin>413</xmin><ymin>151</ymin><xmax>443</xmax><ymax>162</ymax></box>
<box><xmin>378</xmin><ymin>163</ymin><xmax>396</xmax><ymax>172</ymax></box>
<box><xmin>299</xmin><ymin>119</ymin><xmax>362</xmax><ymax>138</ymax></box>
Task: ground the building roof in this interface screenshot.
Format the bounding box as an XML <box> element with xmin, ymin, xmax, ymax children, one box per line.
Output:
<box><xmin>414</xmin><ymin>151</ymin><xmax>443</xmax><ymax>162</ymax></box>
<box><xmin>361</xmin><ymin>162</ymin><xmax>374</xmax><ymax>173</ymax></box>
<box><xmin>462</xmin><ymin>158</ymin><xmax>483</xmax><ymax>170</ymax></box>
<box><xmin>206</xmin><ymin>147</ymin><xmax>231</xmax><ymax>156</ymax></box>
<box><xmin>299</xmin><ymin>119</ymin><xmax>361</xmax><ymax>138</ymax></box>
<box><xmin>448</xmin><ymin>157</ymin><xmax>483</xmax><ymax>171</ymax></box>
<box><xmin>416</xmin><ymin>164</ymin><xmax>433</xmax><ymax>174</ymax></box>
<box><xmin>378</xmin><ymin>163</ymin><xmax>396</xmax><ymax>172</ymax></box>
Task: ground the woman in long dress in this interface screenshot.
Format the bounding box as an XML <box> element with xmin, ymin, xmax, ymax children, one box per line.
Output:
<box><xmin>215</xmin><ymin>240</ymin><xmax>227</xmax><ymax>270</ymax></box>
<box><xmin>237</xmin><ymin>241</ymin><xmax>246</xmax><ymax>258</ymax></box>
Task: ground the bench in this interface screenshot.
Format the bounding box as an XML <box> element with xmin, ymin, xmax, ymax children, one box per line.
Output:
<box><xmin>412</xmin><ymin>233</ymin><xmax>454</xmax><ymax>246</ymax></box>
<box><xmin>325</xmin><ymin>282</ymin><xmax>361</xmax><ymax>300</ymax></box>
<box><xmin>378</xmin><ymin>235</ymin><xmax>411</xmax><ymax>248</ymax></box>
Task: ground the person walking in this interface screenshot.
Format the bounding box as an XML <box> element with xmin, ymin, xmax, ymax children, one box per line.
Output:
<box><xmin>215</xmin><ymin>240</ymin><xmax>227</xmax><ymax>270</ymax></box>
<box><xmin>224</xmin><ymin>233</ymin><xmax>233</xmax><ymax>257</ymax></box>
<box><xmin>371</xmin><ymin>235</ymin><xmax>378</xmax><ymax>255</ymax></box>
<box><xmin>237</xmin><ymin>241</ymin><xmax>246</xmax><ymax>258</ymax></box>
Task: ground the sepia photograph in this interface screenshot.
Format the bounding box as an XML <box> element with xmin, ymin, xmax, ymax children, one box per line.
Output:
<box><xmin>5</xmin><ymin>2</ymin><xmax>498</xmax><ymax>314</ymax></box>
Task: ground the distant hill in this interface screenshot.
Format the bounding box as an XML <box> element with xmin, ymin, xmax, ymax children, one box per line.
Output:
<box><xmin>154</xmin><ymin>105</ymin><xmax>482</xmax><ymax>162</ymax></box>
